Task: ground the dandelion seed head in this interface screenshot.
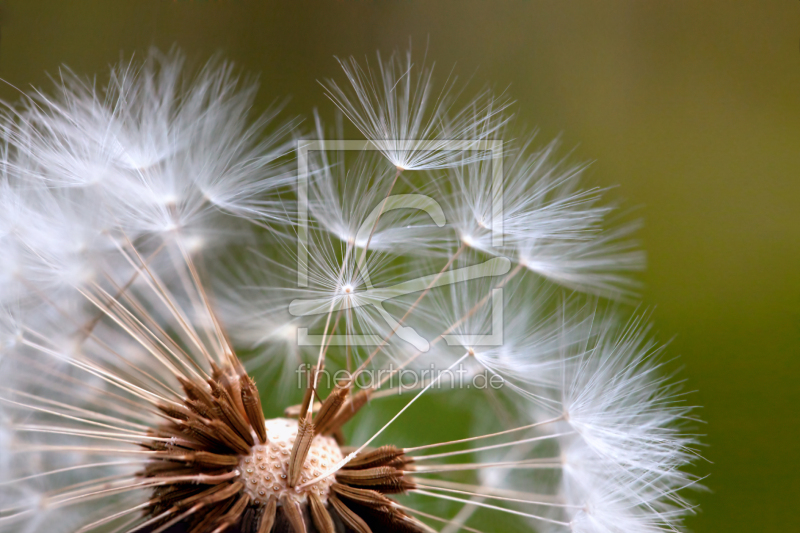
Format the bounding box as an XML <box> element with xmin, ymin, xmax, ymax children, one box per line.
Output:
<box><xmin>0</xmin><ymin>47</ymin><xmax>701</xmax><ymax>533</ymax></box>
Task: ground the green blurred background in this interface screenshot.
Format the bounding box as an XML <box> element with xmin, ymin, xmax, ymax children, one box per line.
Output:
<box><xmin>1</xmin><ymin>1</ymin><xmax>798</xmax><ymax>531</ymax></box>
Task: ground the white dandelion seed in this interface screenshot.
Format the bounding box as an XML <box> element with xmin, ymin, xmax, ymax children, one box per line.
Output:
<box><xmin>322</xmin><ymin>47</ymin><xmax>512</xmax><ymax>171</ymax></box>
<box><xmin>418</xmin><ymin>134</ymin><xmax>645</xmax><ymax>298</ymax></box>
<box><xmin>559</xmin><ymin>312</ymin><xmax>699</xmax><ymax>481</ymax></box>
<box><xmin>561</xmin><ymin>442</ymin><xmax>697</xmax><ymax>533</ymax></box>
<box><xmin>6</xmin><ymin>49</ymin><xmax>296</xmax><ymax>236</ymax></box>
<box><xmin>305</xmin><ymin>113</ymin><xmax>450</xmax><ymax>255</ymax></box>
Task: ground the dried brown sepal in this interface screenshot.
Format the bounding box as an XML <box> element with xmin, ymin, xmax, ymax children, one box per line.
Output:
<box><xmin>187</xmin><ymin>503</ymin><xmax>229</xmax><ymax>533</ymax></box>
<box><xmin>168</xmin><ymin>451</ymin><xmax>241</xmax><ymax>468</ymax></box>
<box><xmin>240</xmin><ymin>506</ymin><xmax>260</xmax><ymax>533</ymax></box>
<box><xmin>142</xmin><ymin>461</ymin><xmax>200</xmax><ymax>479</ymax></box>
<box><xmin>331</xmin><ymin>483</ymin><xmax>394</xmax><ymax>509</ymax></box>
<box><xmin>149</xmin><ymin>423</ymin><xmax>202</xmax><ymax>449</ymax></box>
<box><xmin>198</xmin><ymin>482</ymin><xmax>244</xmax><ymax>508</ymax></box>
<box><xmin>329</xmin><ymin>493</ymin><xmax>373</xmax><ymax>533</ymax></box>
<box><xmin>208</xmin><ymin>379</ymin><xmax>256</xmax><ymax>446</ymax></box>
<box><xmin>223</xmin><ymin>368</ymin><xmax>248</xmax><ymax>420</ymax></box>
<box><xmin>142</xmin><ymin>433</ymin><xmax>197</xmax><ymax>453</ymax></box>
<box><xmin>299</xmin><ymin>365</ymin><xmax>319</xmax><ymax>418</ymax></box>
<box><xmin>280</xmin><ymin>495</ymin><xmax>307</xmax><ymax>533</ymax></box>
<box><xmin>208</xmin><ymin>419</ymin><xmax>252</xmax><ymax>455</ymax></box>
<box><xmin>258</xmin><ymin>497</ymin><xmax>277</xmax><ymax>533</ymax></box>
<box><xmin>240</xmin><ymin>375</ymin><xmax>268</xmax><ymax>444</ymax></box>
<box><xmin>308</xmin><ymin>493</ymin><xmax>336</xmax><ymax>533</ymax></box>
<box><xmin>210</xmin><ymin>492</ymin><xmax>250</xmax><ymax>533</ymax></box>
<box><xmin>345</xmin><ymin>445</ymin><xmax>406</xmax><ymax>470</ymax></box>
<box><xmin>210</xmin><ymin>361</ymin><xmax>247</xmax><ymax>419</ymax></box>
<box><xmin>323</xmin><ymin>389</ymin><xmax>371</xmax><ymax>435</ymax></box>
<box><xmin>288</xmin><ymin>414</ymin><xmax>315</xmax><ymax>487</ymax></box>
<box><xmin>176</xmin><ymin>418</ymin><xmax>227</xmax><ymax>451</ymax></box>
<box><xmin>385</xmin><ymin>457</ymin><xmax>415</xmax><ymax>470</ymax></box>
<box><xmin>344</xmin><ymin>500</ymin><xmax>429</xmax><ymax>533</ymax></box>
<box><xmin>210</xmin><ymin>362</ymin><xmax>226</xmax><ymax>382</ymax></box>
<box><xmin>186</xmin><ymin>398</ymin><xmax>214</xmax><ymax>419</ymax></box>
<box><xmin>148</xmin><ymin>484</ymin><xmax>212</xmax><ymax>516</ymax></box>
<box><xmin>335</xmin><ymin>466</ymin><xmax>415</xmax><ymax>494</ymax></box>
<box><xmin>149</xmin><ymin>486</ymin><xmax>238</xmax><ymax>533</ymax></box>
<box><xmin>139</xmin><ymin>508</ymin><xmax>192</xmax><ymax>533</ymax></box>
<box><xmin>156</xmin><ymin>401</ymin><xmax>194</xmax><ymax>421</ymax></box>
<box><xmin>175</xmin><ymin>483</ymin><xmax>238</xmax><ymax>509</ymax></box>
<box><xmin>161</xmin><ymin>484</ymin><xmax>242</xmax><ymax>533</ymax></box>
<box><xmin>392</xmin><ymin>516</ymin><xmax>434</xmax><ymax>533</ymax></box>
<box><xmin>402</xmin><ymin>515</ymin><xmax>435</xmax><ymax>533</ymax></box>
<box><xmin>178</xmin><ymin>376</ymin><xmax>216</xmax><ymax>411</ymax></box>
<box><xmin>314</xmin><ymin>384</ymin><xmax>351</xmax><ymax>435</ymax></box>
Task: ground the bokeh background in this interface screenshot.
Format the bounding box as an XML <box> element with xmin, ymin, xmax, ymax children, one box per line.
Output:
<box><xmin>1</xmin><ymin>1</ymin><xmax>797</xmax><ymax>532</ymax></box>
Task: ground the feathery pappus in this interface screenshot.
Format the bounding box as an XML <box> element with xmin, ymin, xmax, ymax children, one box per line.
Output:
<box><xmin>0</xmin><ymin>48</ymin><xmax>702</xmax><ymax>533</ymax></box>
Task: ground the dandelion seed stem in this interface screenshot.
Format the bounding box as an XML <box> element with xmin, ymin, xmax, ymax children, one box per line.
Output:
<box><xmin>113</xmin><ymin>237</ymin><xmax>215</xmax><ymax>365</ymax></box>
<box><xmin>359</xmin><ymin>166</ymin><xmax>402</xmax><ymax>258</ymax></box>
<box><xmin>75</xmin><ymin>242</ymin><xmax>166</xmax><ymax>345</ymax></box>
<box><xmin>414</xmin><ymin>483</ymin><xmax>580</xmax><ymax>509</ymax></box>
<box><xmin>393</xmin><ymin>502</ymin><xmax>488</xmax><ymax>533</ymax></box>
<box><xmin>373</xmin><ymin>262</ymin><xmax>525</xmax><ymax>391</ymax></box>
<box><xmin>418</xmin><ymin>477</ymin><xmax>562</xmax><ymax>504</ymax></box>
<box><xmin>412</xmin><ymin>489</ymin><xmax>571</xmax><ymax>527</ymax></box>
<box><xmin>0</xmin><ymin>461</ymin><xmax>140</xmax><ymax>486</ymax></box>
<box><xmin>403</xmin><ymin>415</ymin><xmax>564</xmax><ymax>453</ymax></box>
<box><xmin>411</xmin><ymin>431</ymin><xmax>574</xmax><ymax>461</ymax></box>
<box><xmin>353</xmin><ymin>241</ymin><xmax>467</xmax><ymax>379</ymax></box>
<box><xmin>410</xmin><ymin>458</ymin><xmax>563</xmax><ymax>474</ymax></box>
<box><xmin>311</xmin><ymin>167</ymin><xmax>401</xmax><ymax>403</ymax></box>
<box><xmin>309</xmin><ymin>244</ymin><xmax>353</xmax><ymax>416</ymax></box>
<box><xmin>73</xmin><ymin>501</ymin><xmax>151</xmax><ymax>533</ymax></box>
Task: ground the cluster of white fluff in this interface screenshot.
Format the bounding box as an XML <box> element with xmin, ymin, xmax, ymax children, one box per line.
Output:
<box><xmin>0</xmin><ymin>50</ymin><xmax>294</xmax><ymax>319</ymax></box>
<box><xmin>0</xmin><ymin>48</ymin><xmax>701</xmax><ymax>533</ymax></box>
